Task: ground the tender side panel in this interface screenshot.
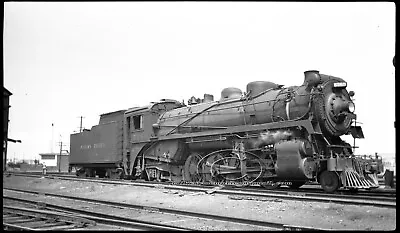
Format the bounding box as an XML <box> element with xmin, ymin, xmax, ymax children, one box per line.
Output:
<box><xmin>70</xmin><ymin>122</ymin><xmax>123</xmax><ymax>165</ymax></box>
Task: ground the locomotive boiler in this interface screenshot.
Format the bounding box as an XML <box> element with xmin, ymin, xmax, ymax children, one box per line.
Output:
<box><xmin>70</xmin><ymin>70</ymin><xmax>383</xmax><ymax>193</ymax></box>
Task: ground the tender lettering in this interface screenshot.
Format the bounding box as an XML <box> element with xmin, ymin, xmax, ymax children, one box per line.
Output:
<box><xmin>80</xmin><ymin>143</ymin><xmax>105</xmax><ymax>150</ymax></box>
<box><xmin>94</xmin><ymin>143</ymin><xmax>105</xmax><ymax>149</ymax></box>
<box><xmin>80</xmin><ymin>145</ymin><xmax>91</xmax><ymax>149</ymax></box>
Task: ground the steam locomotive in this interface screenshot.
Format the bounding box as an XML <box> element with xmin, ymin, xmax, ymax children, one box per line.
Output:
<box><xmin>70</xmin><ymin>70</ymin><xmax>383</xmax><ymax>193</ymax></box>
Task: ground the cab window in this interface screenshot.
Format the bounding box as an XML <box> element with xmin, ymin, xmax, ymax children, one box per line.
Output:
<box><xmin>133</xmin><ymin>115</ymin><xmax>142</xmax><ymax>130</ymax></box>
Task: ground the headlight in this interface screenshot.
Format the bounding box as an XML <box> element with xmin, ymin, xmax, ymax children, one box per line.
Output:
<box><xmin>348</xmin><ymin>102</ymin><xmax>355</xmax><ymax>113</ymax></box>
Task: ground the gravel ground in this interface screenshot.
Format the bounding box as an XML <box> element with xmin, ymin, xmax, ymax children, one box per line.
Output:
<box><xmin>2</xmin><ymin>175</ymin><xmax>396</xmax><ymax>230</ymax></box>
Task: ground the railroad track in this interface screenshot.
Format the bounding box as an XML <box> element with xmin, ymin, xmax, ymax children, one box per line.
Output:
<box><xmin>3</xmin><ymin>194</ymin><xmax>190</xmax><ymax>231</ymax></box>
<box><xmin>239</xmin><ymin>185</ymin><xmax>396</xmax><ymax>199</ymax></box>
<box><xmin>5</xmin><ymin>172</ymin><xmax>396</xmax><ymax>208</ymax></box>
<box><xmin>3</xmin><ymin>205</ymin><xmax>97</xmax><ymax>231</ymax></box>
<box><xmin>7</xmin><ymin>171</ymin><xmax>396</xmax><ymax>195</ymax></box>
<box><xmin>3</xmin><ymin>188</ymin><xmax>326</xmax><ymax>231</ymax></box>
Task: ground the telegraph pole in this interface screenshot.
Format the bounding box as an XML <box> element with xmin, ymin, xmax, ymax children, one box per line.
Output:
<box><xmin>57</xmin><ymin>139</ymin><xmax>69</xmax><ymax>173</ymax></box>
<box><xmin>51</xmin><ymin>123</ymin><xmax>54</xmax><ymax>153</ymax></box>
<box><xmin>58</xmin><ymin>141</ymin><xmax>63</xmax><ymax>173</ymax></box>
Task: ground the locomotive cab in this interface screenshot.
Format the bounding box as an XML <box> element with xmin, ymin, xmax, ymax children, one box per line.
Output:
<box><xmin>122</xmin><ymin>100</ymin><xmax>184</xmax><ymax>179</ymax></box>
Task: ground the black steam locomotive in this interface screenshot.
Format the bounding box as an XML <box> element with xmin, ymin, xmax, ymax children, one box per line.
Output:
<box><xmin>70</xmin><ymin>70</ymin><xmax>383</xmax><ymax>192</ymax></box>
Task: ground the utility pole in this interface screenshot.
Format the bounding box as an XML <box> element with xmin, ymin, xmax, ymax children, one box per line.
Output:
<box><xmin>78</xmin><ymin>116</ymin><xmax>85</xmax><ymax>132</ymax></box>
<box><xmin>58</xmin><ymin>141</ymin><xmax>62</xmax><ymax>173</ymax></box>
<box><xmin>57</xmin><ymin>140</ymin><xmax>69</xmax><ymax>173</ymax></box>
<box><xmin>51</xmin><ymin>123</ymin><xmax>54</xmax><ymax>153</ymax></box>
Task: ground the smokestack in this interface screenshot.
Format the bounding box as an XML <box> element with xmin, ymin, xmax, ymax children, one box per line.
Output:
<box><xmin>303</xmin><ymin>70</ymin><xmax>321</xmax><ymax>88</ymax></box>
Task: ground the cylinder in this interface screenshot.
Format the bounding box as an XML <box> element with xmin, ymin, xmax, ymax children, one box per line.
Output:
<box><xmin>275</xmin><ymin>140</ymin><xmax>315</xmax><ymax>179</ymax></box>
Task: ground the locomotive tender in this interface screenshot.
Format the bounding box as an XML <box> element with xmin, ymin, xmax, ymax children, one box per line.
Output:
<box><xmin>69</xmin><ymin>70</ymin><xmax>383</xmax><ymax>192</ymax></box>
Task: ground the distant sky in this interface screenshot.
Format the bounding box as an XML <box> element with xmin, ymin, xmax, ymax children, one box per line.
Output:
<box><xmin>4</xmin><ymin>2</ymin><xmax>395</xmax><ymax>161</ymax></box>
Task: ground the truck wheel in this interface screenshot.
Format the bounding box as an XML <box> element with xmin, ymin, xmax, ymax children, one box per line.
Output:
<box><xmin>77</xmin><ymin>169</ymin><xmax>85</xmax><ymax>177</ymax></box>
<box><xmin>319</xmin><ymin>171</ymin><xmax>340</xmax><ymax>193</ymax></box>
<box><xmin>184</xmin><ymin>153</ymin><xmax>203</xmax><ymax>182</ymax></box>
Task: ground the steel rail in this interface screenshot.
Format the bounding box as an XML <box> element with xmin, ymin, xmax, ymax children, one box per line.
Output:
<box><xmin>5</xmin><ymin>172</ymin><xmax>396</xmax><ymax>208</ymax></box>
<box><xmin>4</xmin><ymin>188</ymin><xmax>330</xmax><ymax>231</ymax></box>
<box><xmin>3</xmin><ymin>195</ymin><xmax>190</xmax><ymax>231</ymax></box>
<box><xmin>3</xmin><ymin>223</ymin><xmax>38</xmax><ymax>231</ymax></box>
<box><xmin>3</xmin><ymin>205</ymin><xmax>96</xmax><ymax>231</ymax></box>
<box><xmin>7</xmin><ymin>171</ymin><xmax>396</xmax><ymax>197</ymax></box>
<box><xmin>236</xmin><ymin>186</ymin><xmax>396</xmax><ymax>200</ymax></box>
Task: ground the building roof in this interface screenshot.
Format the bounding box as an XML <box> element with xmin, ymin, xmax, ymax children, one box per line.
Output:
<box><xmin>3</xmin><ymin>87</ymin><xmax>12</xmax><ymax>97</ymax></box>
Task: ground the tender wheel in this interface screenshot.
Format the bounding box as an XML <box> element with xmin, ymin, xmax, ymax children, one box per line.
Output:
<box><xmin>319</xmin><ymin>171</ymin><xmax>340</xmax><ymax>193</ymax></box>
<box><xmin>76</xmin><ymin>168</ymin><xmax>86</xmax><ymax>177</ymax></box>
<box><xmin>84</xmin><ymin>168</ymin><xmax>94</xmax><ymax>177</ymax></box>
<box><xmin>96</xmin><ymin>169</ymin><xmax>106</xmax><ymax>178</ymax></box>
<box><xmin>107</xmin><ymin>169</ymin><xmax>122</xmax><ymax>179</ymax></box>
<box><xmin>184</xmin><ymin>153</ymin><xmax>203</xmax><ymax>182</ymax></box>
